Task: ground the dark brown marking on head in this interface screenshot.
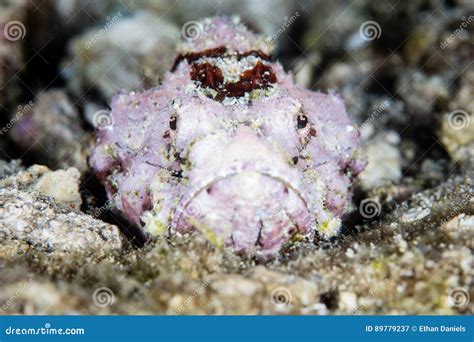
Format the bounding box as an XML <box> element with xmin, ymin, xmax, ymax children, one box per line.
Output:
<box><xmin>190</xmin><ymin>62</ymin><xmax>224</xmax><ymax>89</ymax></box>
<box><xmin>190</xmin><ymin>60</ymin><xmax>277</xmax><ymax>101</ymax></box>
<box><xmin>172</xmin><ymin>47</ymin><xmax>228</xmax><ymax>71</ymax></box>
<box><xmin>172</xmin><ymin>46</ymin><xmax>273</xmax><ymax>71</ymax></box>
<box><xmin>218</xmin><ymin>61</ymin><xmax>277</xmax><ymax>100</ymax></box>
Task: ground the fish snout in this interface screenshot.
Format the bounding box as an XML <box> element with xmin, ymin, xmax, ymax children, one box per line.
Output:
<box><xmin>172</xmin><ymin>127</ymin><xmax>311</xmax><ymax>255</ymax></box>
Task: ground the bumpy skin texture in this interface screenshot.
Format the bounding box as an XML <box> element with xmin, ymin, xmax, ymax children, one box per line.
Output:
<box><xmin>90</xmin><ymin>17</ymin><xmax>366</xmax><ymax>257</ymax></box>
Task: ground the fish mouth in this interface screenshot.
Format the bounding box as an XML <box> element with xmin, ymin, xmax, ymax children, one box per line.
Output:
<box><xmin>171</xmin><ymin>167</ymin><xmax>311</xmax><ymax>255</ymax></box>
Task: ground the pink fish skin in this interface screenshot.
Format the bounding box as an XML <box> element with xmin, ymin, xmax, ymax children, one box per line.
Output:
<box><xmin>90</xmin><ymin>17</ymin><xmax>366</xmax><ymax>257</ymax></box>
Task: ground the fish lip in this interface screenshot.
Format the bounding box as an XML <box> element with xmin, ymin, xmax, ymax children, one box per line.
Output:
<box><xmin>170</xmin><ymin>168</ymin><xmax>308</xmax><ymax>232</ymax></box>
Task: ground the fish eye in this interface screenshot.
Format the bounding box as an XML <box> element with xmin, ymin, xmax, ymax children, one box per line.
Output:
<box><xmin>169</xmin><ymin>115</ymin><xmax>177</xmax><ymax>130</ymax></box>
<box><xmin>171</xmin><ymin>169</ymin><xmax>182</xmax><ymax>178</ymax></box>
<box><xmin>296</xmin><ymin>114</ymin><xmax>308</xmax><ymax>129</ymax></box>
